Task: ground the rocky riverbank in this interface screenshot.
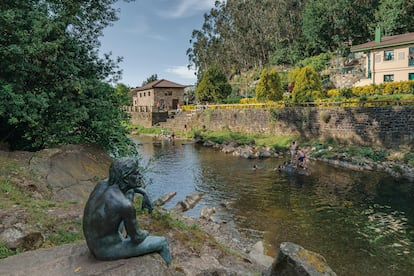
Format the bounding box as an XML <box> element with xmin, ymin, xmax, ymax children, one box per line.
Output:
<box><xmin>0</xmin><ymin>144</ymin><xmax>259</xmax><ymax>274</ymax></box>
<box><xmin>0</xmin><ymin>144</ymin><xmax>337</xmax><ymax>275</ymax></box>
<box><xmin>198</xmin><ymin>138</ymin><xmax>414</xmax><ymax>181</ymax></box>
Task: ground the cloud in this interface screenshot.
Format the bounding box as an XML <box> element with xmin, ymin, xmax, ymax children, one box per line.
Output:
<box><xmin>159</xmin><ymin>0</ymin><xmax>216</xmax><ymax>19</ymax></box>
<box><xmin>166</xmin><ymin>65</ymin><xmax>197</xmax><ymax>80</ymax></box>
<box><xmin>148</xmin><ymin>34</ymin><xmax>167</xmax><ymax>41</ymax></box>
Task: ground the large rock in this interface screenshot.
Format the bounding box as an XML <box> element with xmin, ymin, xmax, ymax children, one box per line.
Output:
<box><xmin>3</xmin><ymin>144</ymin><xmax>112</xmax><ymax>202</ymax></box>
<box><xmin>269</xmin><ymin>242</ymin><xmax>336</xmax><ymax>276</ymax></box>
<box><xmin>0</xmin><ymin>242</ymin><xmax>179</xmax><ymax>276</ymax></box>
<box><xmin>248</xmin><ymin>241</ymin><xmax>274</xmax><ymax>268</ymax></box>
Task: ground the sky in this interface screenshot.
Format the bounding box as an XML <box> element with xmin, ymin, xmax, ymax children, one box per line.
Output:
<box><xmin>99</xmin><ymin>0</ymin><xmax>217</xmax><ymax>88</ymax></box>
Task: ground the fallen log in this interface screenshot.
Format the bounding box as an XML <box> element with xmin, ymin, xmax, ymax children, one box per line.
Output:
<box><xmin>172</xmin><ymin>192</ymin><xmax>204</xmax><ymax>212</ymax></box>
<box><xmin>153</xmin><ymin>192</ymin><xmax>177</xmax><ymax>206</ymax></box>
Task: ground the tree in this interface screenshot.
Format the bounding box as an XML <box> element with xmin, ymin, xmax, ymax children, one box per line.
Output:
<box><xmin>142</xmin><ymin>74</ymin><xmax>158</xmax><ymax>86</ymax></box>
<box><xmin>289</xmin><ymin>66</ymin><xmax>324</xmax><ymax>102</ymax></box>
<box><xmin>302</xmin><ymin>0</ymin><xmax>379</xmax><ymax>55</ymax></box>
<box><xmin>187</xmin><ymin>0</ymin><xmax>305</xmax><ymax>79</ymax></box>
<box><xmin>196</xmin><ymin>65</ymin><xmax>231</xmax><ymax>103</ymax></box>
<box><xmin>374</xmin><ymin>0</ymin><xmax>414</xmax><ymax>36</ymax></box>
<box><xmin>255</xmin><ymin>68</ymin><xmax>283</xmax><ymax>102</ymax></box>
<box><xmin>0</xmin><ymin>1</ymin><xmax>135</xmax><ymax>156</ymax></box>
<box><xmin>115</xmin><ymin>83</ymin><xmax>132</xmax><ymax>105</ymax></box>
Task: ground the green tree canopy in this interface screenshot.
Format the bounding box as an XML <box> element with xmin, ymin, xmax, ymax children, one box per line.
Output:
<box><xmin>0</xmin><ymin>0</ymin><xmax>136</xmax><ymax>155</ymax></box>
<box><xmin>255</xmin><ymin>68</ymin><xmax>283</xmax><ymax>102</ymax></box>
<box><xmin>302</xmin><ymin>0</ymin><xmax>379</xmax><ymax>55</ymax></box>
<box><xmin>289</xmin><ymin>66</ymin><xmax>324</xmax><ymax>102</ymax></box>
<box><xmin>187</xmin><ymin>0</ymin><xmax>306</xmax><ymax>79</ymax></box>
<box><xmin>374</xmin><ymin>0</ymin><xmax>414</xmax><ymax>36</ymax></box>
<box><xmin>196</xmin><ymin>65</ymin><xmax>232</xmax><ymax>103</ymax></box>
<box><xmin>142</xmin><ymin>74</ymin><xmax>158</xmax><ymax>86</ymax></box>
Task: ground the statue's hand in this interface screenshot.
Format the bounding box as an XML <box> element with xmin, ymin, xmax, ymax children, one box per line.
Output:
<box><xmin>134</xmin><ymin>188</ymin><xmax>153</xmax><ymax>213</ymax></box>
<box><xmin>131</xmin><ymin>229</ymin><xmax>148</xmax><ymax>244</ymax></box>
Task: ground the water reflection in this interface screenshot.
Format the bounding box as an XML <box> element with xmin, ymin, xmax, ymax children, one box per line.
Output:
<box><xmin>134</xmin><ymin>136</ymin><xmax>414</xmax><ymax>276</ymax></box>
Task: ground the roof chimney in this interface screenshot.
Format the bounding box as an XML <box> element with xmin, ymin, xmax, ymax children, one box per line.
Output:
<box><xmin>375</xmin><ymin>27</ymin><xmax>382</xmax><ymax>43</ymax></box>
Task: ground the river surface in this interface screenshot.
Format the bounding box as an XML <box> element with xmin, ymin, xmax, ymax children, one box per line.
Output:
<box><xmin>134</xmin><ymin>136</ymin><xmax>414</xmax><ymax>276</ymax></box>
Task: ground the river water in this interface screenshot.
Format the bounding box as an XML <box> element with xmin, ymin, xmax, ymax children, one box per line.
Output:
<box><xmin>134</xmin><ymin>136</ymin><xmax>414</xmax><ymax>275</ymax></box>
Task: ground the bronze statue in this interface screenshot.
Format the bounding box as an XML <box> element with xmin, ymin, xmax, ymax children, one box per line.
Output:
<box><xmin>83</xmin><ymin>157</ymin><xmax>171</xmax><ymax>265</ymax></box>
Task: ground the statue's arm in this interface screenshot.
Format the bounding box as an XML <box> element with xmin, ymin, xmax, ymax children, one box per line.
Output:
<box><xmin>120</xmin><ymin>202</ymin><xmax>148</xmax><ymax>243</ymax></box>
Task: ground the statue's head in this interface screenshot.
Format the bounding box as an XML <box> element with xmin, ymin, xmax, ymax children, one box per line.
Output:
<box><xmin>108</xmin><ymin>157</ymin><xmax>142</xmax><ymax>192</ymax></box>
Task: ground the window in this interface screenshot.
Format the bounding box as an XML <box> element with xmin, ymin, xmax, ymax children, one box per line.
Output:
<box><xmin>409</xmin><ymin>73</ymin><xmax>414</xmax><ymax>80</ymax></box>
<box><xmin>384</xmin><ymin>74</ymin><xmax>394</xmax><ymax>82</ymax></box>
<box><xmin>148</xmin><ymin>92</ymin><xmax>151</xmax><ymax>96</ymax></box>
<box><xmin>398</xmin><ymin>52</ymin><xmax>405</xmax><ymax>60</ymax></box>
<box><xmin>139</xmin><ymin>93</ymin><xmax>142</xmax><ymax>98</ymax></box>
<box><xmin>384</xmin><ymin>50</ymin><xmax>394</xmax><ymax>61</ymax></box>
<box><xmin>409</xmin><ymin>47</ymin><xmax>414</xmax><ymax>66</ymax></box>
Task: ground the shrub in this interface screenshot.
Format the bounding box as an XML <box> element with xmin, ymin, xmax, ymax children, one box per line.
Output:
<box><xmin>297</xmin><ymin>53</ymin><xmax>334</xmax><ymax>72</ymax></box>
<box><xmin>256</xmin><ymin>68</ymin><xmax>283</xmax><ymax>102</ymax></box>
<box><xmin>319</xmin><ymin>111</ymin><xmax>331</xmax><ymax>123</ymax></box>
<box><xmin>290</xmin><ymin>66</ymin><xmax>324</xmax><ymax>102</ymax></box>
<box><xmin>359</xmin><ymin>147</ymin><xmax>387</xmax><ymax>162</ymax></box>
<box><xmin>196</xmin><ymin>65</ymin><xmax>232</xmax><ymax>103</ymax></box>
<box><xmin>327</xmin><ymin>89</ymin><xmax>340</xmax><ymax>98</ymax></box>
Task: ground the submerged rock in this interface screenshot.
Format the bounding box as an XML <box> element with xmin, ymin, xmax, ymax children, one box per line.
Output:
<box><xmin>268</xmin><ymin>242</ymin><xmax>336</xmax><ymax>276</ymax></box>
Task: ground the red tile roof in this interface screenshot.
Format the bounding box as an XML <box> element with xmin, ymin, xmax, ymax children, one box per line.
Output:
<box><xmin>134</xmin><ymin>79</ymin><xmax>186</xmax><ymax>91</ymax></box>
<box><xmin>351</xmin><ymin>32</ymin><xmax>414</xmax><ymax>52</ymax></box>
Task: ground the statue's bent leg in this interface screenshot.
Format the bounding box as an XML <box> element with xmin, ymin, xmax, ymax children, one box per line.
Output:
<box><xmin>93</xmin><ymin>236</ymin><xmax>171</xmax><ymax>265</ymax></box>
<box><xmin>134</xmin><ymin>236</ymin><xmax>171</xmax><ymax>265</ymax></box>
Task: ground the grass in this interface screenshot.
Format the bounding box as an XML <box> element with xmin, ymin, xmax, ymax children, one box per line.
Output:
<box><xmin>192</xmin><ymin>129</ymin><xmax>296</xmax><ymax>151</ymax></box>
<box><xmin>0</xmin><ymin>157</ymin><xmax>85</xmax><ymax>259</ymax></box>
<box><xmin>126</xmin><ymin>124</ymin><xmax>162</xmax><ymax>135</ymax></box>
<box><xmin>404</xmin><ymin>152</ymin><xmax>414</xmax><ymax>166</ymax></box>
<box><xmin>0</xmin><ymin>242</ymin><xmax>21</xmax><ymax>259</ymax></box>
<box><xmin>141</xmin><ymin>209</ymin><xmax>218</xmax><ymax>254</ymax></box>
<box><xmin>47</xmin><ymin>223</ymin><xmax>83</xmax><ymax>245</ymax></box>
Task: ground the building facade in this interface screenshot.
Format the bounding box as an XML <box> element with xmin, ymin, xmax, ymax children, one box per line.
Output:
<box><xmin>351</xmin><ymin>30</ymin><xmax>414</xmax><ymax>86</ymax></box>
<box><xmin>131</xmin><ymin>79</ymin><xmax>186</xmax><ymax>111</ymax></box>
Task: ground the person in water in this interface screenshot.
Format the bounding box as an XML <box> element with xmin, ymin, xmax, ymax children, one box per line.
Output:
<box><xmin>290</xmin><ymin>141</ymin><xmax>297</xmax><ymax>163</ymax></box>
<box><xmin>296</xmin><ymin>148</ymin><xmax>307</xmax><ymax>169</ymax></box>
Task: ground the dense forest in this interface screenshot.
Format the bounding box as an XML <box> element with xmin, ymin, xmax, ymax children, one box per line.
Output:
<box><xmin>0</xmin><ymin>0</ymin><xmax>135</xmax><ymax>154</ymax></box>
<box><xmin>187</xmin><ymin>0</ymin><xmax>414</xmax><ymax>80</ymax></box>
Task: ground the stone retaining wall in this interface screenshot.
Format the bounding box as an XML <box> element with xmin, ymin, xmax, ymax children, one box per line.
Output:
<box><xmin>177</xmin><ymin>106</ymin><xmax>414</xmax><ymax>148</ymax></box>
<box><xmin>128</xmin><ymin>111</ymin><xmax>168</xmax><ymax>128</ymax></box>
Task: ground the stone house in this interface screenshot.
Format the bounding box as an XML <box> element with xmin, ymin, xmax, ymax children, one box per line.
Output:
<box><xmin>131</xmin><ymin>79</ymin><xmax>186</xmax><ymax>111</ymax></box>
<box><xmin>351</xmin><ymin>29</ymin><xmax>414</xmax><ymax>86</ymax></box>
